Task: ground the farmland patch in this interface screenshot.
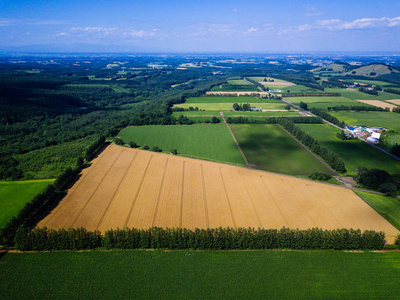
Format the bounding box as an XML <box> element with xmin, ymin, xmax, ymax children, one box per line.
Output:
<box><xmin>38</xmin><ymin>145</ymin><xmax>399</xmax><ymax>243</ymax></box>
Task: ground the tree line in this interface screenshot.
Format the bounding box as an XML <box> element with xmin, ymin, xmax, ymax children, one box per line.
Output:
<box><xmin>329</xmin><ymin>105</ymin><xmax>389</xmax><ymax>112</ymax></box>
<box><xmin>226</xmin><ymin>116</ymin><xmax>323</xmax><ymax>124</ymax></box>
<box><xmin>310</xmin><ymin>108</ymin><xmax>345</xmax><ymax>127</ymax></box>
<box><xmin>282</xmin><ymin>93</ymin><xmax>341</xmax><ymax>97</ymax></box>
<box><xmin>13</xmin><ymin>226</ymin><xmax>388</xmax><ymax>251</ymax></box>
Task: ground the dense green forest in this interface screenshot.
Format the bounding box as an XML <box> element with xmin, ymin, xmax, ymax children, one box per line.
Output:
<box><xmin>0</xmin><ymin>56</ymin><xmax>235</xmax><ymax>179</ymax></box>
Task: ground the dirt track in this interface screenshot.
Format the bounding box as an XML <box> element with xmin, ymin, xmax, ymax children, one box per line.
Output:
<box><xmin>38</xmin><ymin>144</ymin><xmax>399</xmax><ymax>243</ymax></box>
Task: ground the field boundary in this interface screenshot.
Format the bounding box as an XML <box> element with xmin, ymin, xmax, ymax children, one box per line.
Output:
<box><xmin>220</xmin><ymin>112</ymin><xmax>250</xmax><ymax>168</ymax></box>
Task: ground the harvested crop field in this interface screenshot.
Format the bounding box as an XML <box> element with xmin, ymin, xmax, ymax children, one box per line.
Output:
<box><xmin>356</xmin><ymin>99</ymin><xmax>398</xmax><ymax>110</ymax></box>
<box><xmin>387</xmin><ymin>99</ymin><xmax>400</xmax><ymax>105</ymax></box>
<box><xmin>38</xmin><ymin>144</ymin><xmax>399</xmax><ymax>243</ymax></box>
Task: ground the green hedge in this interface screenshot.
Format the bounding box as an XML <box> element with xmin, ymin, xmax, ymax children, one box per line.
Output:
<box><xmin>14</xmin><ymin>227</ymin><xmax>386</xmax><ymax>251</ymax></box>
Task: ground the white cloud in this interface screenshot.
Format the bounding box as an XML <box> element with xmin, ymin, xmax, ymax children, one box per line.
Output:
<box><xmin>27</xmin><ymin>19</ymin><xmax>69</xmax><ymax>25</ymax></box>
<box><xmin>306</xmin><ymin>12</ymin><xmax>324</xmax><ymax>17</ymax></box>
<box><xmin>244</xmin><ymin>27</ymin><xmax>258</xmax><ymax>34</ymax></box>
<box><xmin>232</xmin><ymin>8</ymin><xmax>239</xmax><ymax>13</ymax></box>
<box><xmin>279</xmin><ymin>16</ymin><xmax>400</xmax><ymax>35</ymax></box>
<box><xmin>0</xmin><ymin>19</ymin><xmax>16</xmax><ymax>26</ymax></box>
<box><xmin>54</xmin><ymin>27</ymin><xmax>160</xmax><ymax>39</ymax></box>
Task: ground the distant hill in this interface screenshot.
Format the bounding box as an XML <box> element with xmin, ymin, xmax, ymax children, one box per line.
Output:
<box><xmin>344</xmin><ymin>63</ymin><xmax>399</xmax><ymax>77</ymax></box>
<box><xmin>312</xmin><ymin>62</ymin><xmax>351</xmax><ymax>73</ymax></box>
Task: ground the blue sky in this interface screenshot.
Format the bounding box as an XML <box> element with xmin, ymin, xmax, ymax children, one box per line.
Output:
<box><xmin>1</xmin><ymin>0</ymin><xmax>400</xmax><ymax>52</ymax></box>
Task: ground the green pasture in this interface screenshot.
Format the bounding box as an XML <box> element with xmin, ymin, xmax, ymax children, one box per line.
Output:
<box><xmin>282</xmin><ymin>85</ymin><xmax>322</xmax><ymax>93</ymax></box>
<box><xmin>230</xmin><ymin>124</ymin><xmax>332</xmax><ymax>174</ymax></box>
<box><xmin>227</xmin><ymin>79</ymin><xmax>252</xmax><ymax>85</ymax></box>
<box><xmin>289</xmin><ymin>96</ymin><xmax>357</xmax><ymax>104</ymax></box>
<box><xmin>184</xmin><ymin>96</ymin><xmax>258</xmax><ymax>103</ymax></box>
<box><xmin>2</xmin><ymin>250</ymin><xmax>400</xmax><ymax>299</ymax></box>
<box><xmin>64</xmin><ymin>83</ymin><xmax>111</xmax><ymax>88</ymax></box>
<box><xmin>224</xmin><ymin>111</ymin><xmax>300</xmax><ymax>117</ymax></box>
<box><xmin>174</xmin><ymin>103</ymin><xmax>287</xmax><ymax>111</ymax></box>
<box><xmin>111</xmin><ymin>85</ymin><xmax>130</xmax><ymax>93</ymax></box>
<box><xmin>248</xmin><ymin>77</ymin><xmax>291</xmax><ymax>84</ymax></box>
<box><xmin>325</xmin><ymin>88</ymin><xmax>400</xmax><ymax>101</ymax></box>
<box><xmin>352</xmin><ymin>80</ymin><xmax>393</xmax><ymax>86</ymax></box>
<box><xmin>288</xmin><ymin>96</ymin><xmax>360</xmax><ymax>110</ymax></box>
<box><xmin>355</xmin><ymin>191</ymin><xmax>400</xmax><ymax>230</ymax></box>
<box><xmin>298</xmin><ymin>124</ymin><xmax>400</xmax><ymax>175</ymax></box>
<box><xmin>329</xmin><ymin>111</ymin><xmax>400</xmax><ymax>131</ymax></box>
<box><xmin>386</xmin><ymin>133</ymin><xmax>400</xmax><ymax>149</ymax></box>
<box><xmin>118</xmin><ymin>124</ymin><xmax>245</xmax><ymax>165</ymax></box>
<box><xmin>0</xmin><ymin>180</ymin><xmax>54</xmax><ymax>228</ymax></box>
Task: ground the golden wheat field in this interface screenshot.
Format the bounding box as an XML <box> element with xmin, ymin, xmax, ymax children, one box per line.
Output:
<box><xmin>38</xmin><ymin>144</ymin><xmax>399</xmax><ymax>243</ymax></box>
<box><xmin>356</xmin><ymin>99</ymin><xmax>398</xmax><ymax>110</ymax></box>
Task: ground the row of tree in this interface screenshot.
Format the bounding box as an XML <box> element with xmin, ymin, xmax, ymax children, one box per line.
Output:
<box><xmin>277</xmin><ymin>118</ymin><xmax>347</xmax><ymax>173</ymax></box>
<box><xmin>310</xmin><ymin>108</ymin><xmax>345</xmax><ymax>127</ymax></box>
<box><xmin>226</xmin><ymin>116</ymin><xmax>323</xmax><ymax>124</ymax></box>
<box><xmin>329</xmin><ymin>105</ymin><xmax>389</xmax><ymax>112</ymax></box>
<box><xmin>13</xmin><ymin>226</ymin><xmax>388</xmax><ymax>251</ymax></box>
<box><xmin>244</xmin><ymin>77</ymin><xmax>268</xmax><ymax>92</ymax></box>
<box><xmin>233</xmin><ymin>103</ymin><xmax>251</xmax><ymax>111</ymax></box>
<box><xmin>282</xmin><ymin>93</ymin><xmax>341</xmax><ymax>97</ymax></box>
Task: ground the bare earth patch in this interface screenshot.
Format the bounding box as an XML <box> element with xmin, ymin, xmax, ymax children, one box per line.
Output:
<box><xmin>38</xmin><ymin>144</ymin><xmax>399</xmax><ymax>243</ymax></box>
<box><xmin>356</xmin><ymin>100</ymin><xmax>398</xmax><ymax>110</ymax></box>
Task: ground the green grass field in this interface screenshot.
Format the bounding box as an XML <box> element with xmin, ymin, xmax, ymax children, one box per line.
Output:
<box><xmin>297</xmin><ymin>124</ymin><xmax>400</xmax><ymax>175</ymax></box>
<box><xmin>287</xmin><ymin>96</ymin><xmax>361</xmax><ymax>111</ymax></box>
<box><xmin>329</xmin><ymin>111</ymin><xmax>400</xmax><ymax>131</ymax></box>
<box><xmin>223</xmin><ymin>111</ymin><xmax>300</xmax><ymax>117</ymax></box>
<box><xmin>325</xmin><ymin>88</ymin><xmax>400</xmax><ymax>101</ymax></box>
<box><xmin>227</xmin><ymin>79</ymin><xmax>252</xmax><ymax>85</ymax></box>
<box><xmin>184</xmin><ymin>96</ymin><xmax>259</xmax><ymax>103</ymax></box>
<box><xmin>352</xmin><ymin>80</ymin><xmax>393</xmax><ymax>86</ymax></box>
<box><xmin>283</xmin><ymin>85</ymin><xmax>322</xmax><ymax>93</ymax></box>
<box><xmin>355</xmin><ymin>191</ymin><xmax>400</xmax><ymax>230</ymax></box>
<box><xmin>0</xmin><ymin>180</ymin><xmax>54</xmax><ymax>228</ymax></box>
<box><xmin>230</xmin><ymin>124</ymin><xmax>332</xmax><ymax>174</ymax></box>
<box><xmin>174</xmin><ymin>103</ymin><xmax>287</xmax><ymax>111</ymax></box>
<box><xmin>118</xmin><ymin>125</ymin><xmax>245</xmax><ymax>165</ymax></box>
<box><xmin>1</xmin><ymin>250</ymin><xmax>400</xmax><ymax>299</ymax></box>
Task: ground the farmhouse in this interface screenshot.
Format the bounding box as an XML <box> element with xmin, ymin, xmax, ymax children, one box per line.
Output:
<box><xmin>346</xmin><ymin>126</ymin><xmax>385</xmax><ymax>143</ymax></box>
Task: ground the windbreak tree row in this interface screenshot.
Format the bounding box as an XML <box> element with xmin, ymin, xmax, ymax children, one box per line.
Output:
<box><xmin>14</xmin><ymin>227</ymin><xmax>387</xmax><ymax>251</ymax></box>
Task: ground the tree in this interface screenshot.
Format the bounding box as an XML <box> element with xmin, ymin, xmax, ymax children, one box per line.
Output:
<box><xmin>379</xmin><ymin>183</ymin><xmax>397</xmax><ymax>197</ymax></box>
<box><xmin>152</xmin><ymin>146</ymin><xmax>162</xmax><ymax>152</ymax></box>
<box><xmin>129</xmin><ymin>141</ymin><xmax>138</xmax><ymax>148</ymax></box>
<box><xmin>171</xmin><ymin>149</ymin><xmax>177</xmax><ymax>155</ymax></box>
<box><xmin>299</xmin><ymin>101</ymin><xmax>308</xmax><ymax>110</ymax></box>
<box><xmin>114</xmin><ymin>138</ymin><xmax>124</xmax><ymax>145</ymax></box>
<box><xmin>285</xmin><ymin>105</ymin><xmax>291</xmax><ymax>111</ymax></box>
<box><xmin>143</xmin><ymin>145</ymin><xmax>149</xmax><ymax>150</ymax></box>
<box><xmin>211</xmin><ymin>116</ymin><xmax>220</xmax><ymax>124</ymax></box>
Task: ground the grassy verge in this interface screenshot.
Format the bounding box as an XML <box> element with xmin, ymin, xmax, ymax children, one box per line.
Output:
<box><xmin>1</xmin><ymin>250</ymin><xmax>400</xmax><ymax>299</ymax></box>
<box><xmin>0</xmin><ymin>180</ymin><xmax>54</xmax><ymax>228</ymax></box>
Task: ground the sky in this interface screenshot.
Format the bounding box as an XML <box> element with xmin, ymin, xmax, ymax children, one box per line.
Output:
<box><xmin>1</xmin><ymin>0</ymin><xmax>400</xmax><ymax>53</ymax></box>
